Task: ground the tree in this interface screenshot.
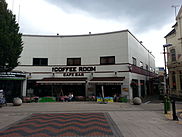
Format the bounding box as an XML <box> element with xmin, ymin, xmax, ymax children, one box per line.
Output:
<box><xmin>0</xmin><ymin>0</ymin><xmax>23</xmax><ymax>72</ymax></box>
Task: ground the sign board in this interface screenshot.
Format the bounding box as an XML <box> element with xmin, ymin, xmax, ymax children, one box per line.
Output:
<box><xmin>52</xmin><ymin>66</ymin><xmax>96</xmax><ymax>77</ymax></box>
<box><xmin>97</xmin><ymin>97</ymin><xmax>113</xmax><ymax>103</ymax></box>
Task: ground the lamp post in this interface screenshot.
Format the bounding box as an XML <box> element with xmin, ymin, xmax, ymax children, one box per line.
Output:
<box><xmin>163</xmin><ymin>44</ymin><xmax>172</xmax><ymax>114</ymax></box>
<box><xmin>163</xmin><ymin>44</ymin><xmax>172</xmax><ymax>95</ymax></box>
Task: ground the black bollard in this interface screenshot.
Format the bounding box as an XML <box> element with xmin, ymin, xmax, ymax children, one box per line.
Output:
<box><xmin>164</xmin><ymin>96</ymin><xmax>167</xmax><ymax>114</ymax></box>
<box><xmin>171</xmin><ymin>98</ymin><xmax>178</xmax><ymax>121</ymax></box>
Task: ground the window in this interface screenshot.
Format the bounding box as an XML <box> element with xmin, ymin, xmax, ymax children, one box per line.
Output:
<box><xmin>100</xmin><ymin>56</ymin><xmax>115</xmax><ymax>65</ymax></box>
<box><xmin>150</xmin><ymin>67</ymin><xmax>152</xmax><ymax>72</ymax></box>
<box><xmin>172</xmin><ymin>71</ymin><xmax>176</xmax><ymax>89</ymax></box>
<box><xmin>180</xmin><ymin>71</ymin><xmax>182</xmax><ymax>91</ymax></box>
<box><xmin>146</xmin><ymin>64</ymin><xmax>149</xmax><ymax>70</ymax></box>
<box><xmin>140</xmin><ymin>61</ymin><xmax>143</xmax><ymax>68</ymax></box>
<box><xmin>67</xmin><ymin>58</ymin><xmax>81</xmax><ymax>66</ymax></box>
<box><xmin>33</xmin><ymin>58</ymin><xmax>48</xmax><ymax>66</ymax></box>
<box><xmin>170</xmin><ymin>49</ymin><xmax>176</xmax><ymax>61</ymax></box>
<box><xmin>132</xmin><ymin>57</ymin><xmax>137</xmax><ymax>66</ymax></box>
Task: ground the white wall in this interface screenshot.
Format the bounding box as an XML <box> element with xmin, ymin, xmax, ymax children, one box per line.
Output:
<box><xmin>128</xmin><ymin>32</ymin><xmax>155</xmax><ymax>70</ymax></box>
<box><xmin>20</xmin><ymin>31</ymin><xmax>129</xmax><ymax>66</ymax></box>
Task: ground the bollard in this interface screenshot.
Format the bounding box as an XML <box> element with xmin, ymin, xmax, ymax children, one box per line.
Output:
<box><xmin>171</xmin><ymin>98</ymin><xmax>178</xmax><ymax>121</ymax></box>
<box><xmin>164</xmin><ymin>96</ymin><xmax>168</xmax><ymax>114</ymax></box>
<box><xmin>166</xmin><ymin>97</ymin><xmax>171</xmax><ymax>111</ymax></box>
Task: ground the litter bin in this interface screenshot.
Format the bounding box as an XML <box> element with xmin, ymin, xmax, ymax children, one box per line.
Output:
<box><xmin>164</xmin><ymin>96</ymin><xmax>170</xmax><ymax>114</ymax></box>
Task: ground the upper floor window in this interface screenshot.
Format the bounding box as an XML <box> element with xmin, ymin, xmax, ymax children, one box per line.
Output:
<box><xmin>180</xmin><ymin>71</ymin><xmax>182</xmax><ymax>91</ymax></box>
<box><xmin>172</xmin><ymin>71</ymin><xmax>176</xmax><ymax>89</ymax></box>
<box><xmin>146</xmin><ymin>64</ymin><xmax>149</xmax><ymax>70</ymax></box>
<box><xmin>67</xmin><ymin>58</ymin><xmax>81</xmax><ymax>66</ymax></box>
<box><xmin>140</xmin><ymin>61</ymin><xmax>143</xmax><ymax>68</ymax></box>
<box><xmin>150</xmin><ymin>67</ymin><xmax>152</xmax><ymax>72</ymax></box>
<box><xmin>170</xmin><ymin>49</ymin><xmax>176</xmax><ymax>61</ymax></box>
<box><xmin>100</xmin><ymin>56</ymin><xmax>115</xmax><ymax>65</ymax></box>
<box><xmin>132</xmin><ymin>57</ymin><xmax>137</xmax><ymax>66</ymax></box>
<box><xmin>33</xmin><ymin>58</ymin><xmax>48</xmax><ymax>66</ymax></box>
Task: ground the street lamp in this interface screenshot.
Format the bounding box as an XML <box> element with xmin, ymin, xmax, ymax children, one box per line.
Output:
<box><xmin>163</xmin><ymin>44</ymin><xmax>172</xmax><ymax>95</ymax></box>
<box><xmin>163</xmin><ymin>44</ymin><xmax>179</xmax><ymax>120</ymax></box>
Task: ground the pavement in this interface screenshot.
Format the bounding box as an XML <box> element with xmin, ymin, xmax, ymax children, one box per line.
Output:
<box><xmin>0</xmin><ymin>101</ymin><xmax>182</xmax><ymax>137</ymax></box>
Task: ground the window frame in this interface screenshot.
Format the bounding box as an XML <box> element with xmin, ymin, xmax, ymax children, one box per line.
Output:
<box><xmin>170</xmin><ymin>49</ymin><xmax>176</xmax><ymax>62</ymax></box>
<box><xmin>67</xmin><ymin>58</ymin><xmax>81</xmax><ymax>66</ymax></box>
<box><xmin>33</xmin><ymin>58</ymin><xmax>48</xmax><ymax>66</ymax></box>
<box><xmin>140</xmin><ymin>61</ymin><xmax>143</xmax><ymax>68</ymax></box>
<box><xmin>100</xmin><ymin>56</ymin><xmax>115</xmax><ymax>65</ymax></box>
<box><xmin>172</xmin><ymin>71</ymin><xmax>176</xmax><ymax>89</ymax></box>
<box><xmin>179</xmin><ymin>71</ymin><xmax>182</xmax><ymax>91</ymax></box>
<box><xmin>132</xmin><ymin>57</ymin><xmax>137</xmax><ymax>66</ymax></box>
<box><xmin>146</xmin><ymin>64</ymin><xmax>149</xmax><ymax>70</ymax></box>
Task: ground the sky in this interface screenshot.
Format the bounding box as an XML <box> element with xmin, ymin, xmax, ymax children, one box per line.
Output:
<box><xmin>6</xmin><ymin>0</ymin><xmax>182</xmax><ymax>67</ymax></box>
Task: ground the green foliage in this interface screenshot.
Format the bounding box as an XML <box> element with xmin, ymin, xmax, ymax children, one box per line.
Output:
<box><xmin>0</xmin><ymin>0</ymin><xmax>23</xmax><ymax>72</ymax></box>
<box><xmin>118</xmin><ymin>97</ymin><xmax>128</xmax><ymax>102</ymax></box>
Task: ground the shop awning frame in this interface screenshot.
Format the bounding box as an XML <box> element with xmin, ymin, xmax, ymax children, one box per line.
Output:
<box><xmin>36</xmin><ymin>77</ymin><xmax>87</xmax><ymax>85</ymax></box>
<box><xmin>88</xmin><ymin>77</ymin><xmax>125</xmax><ymax>85</ymax></box>
<box><xmin>36</xmin><ymin>77</ymin><xmax>125</xmax><ymax>85</ymax></box>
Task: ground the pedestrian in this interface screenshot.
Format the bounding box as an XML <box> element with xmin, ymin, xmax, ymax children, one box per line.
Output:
<box><xmin>113</xmin><ymin>93</ymin><xmax>117</xmax><ymax>102</ymax></box>
<box><xmin>68</xmin><ymin>92</ymin><xmax>74</xmax><ymax>101</ymax></box>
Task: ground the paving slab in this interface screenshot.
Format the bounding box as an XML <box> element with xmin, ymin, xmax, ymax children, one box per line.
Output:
<box><xmin>0</xmin><ymin>102</ymin><xmax>181</xmax><ymax>137</ymax></box>
<box><xmin>0</xmin><ymin>113</ymin><xmax>123</xmax><ymax>137</ymax></box>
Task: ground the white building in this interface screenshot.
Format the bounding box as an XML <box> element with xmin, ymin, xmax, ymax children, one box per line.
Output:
<box><xmin>13</xmin><ymin>30</ymin><xmax>156</xmax><ymax>100</ymax></box>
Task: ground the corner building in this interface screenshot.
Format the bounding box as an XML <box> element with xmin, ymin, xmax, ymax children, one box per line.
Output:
<box><xmin>15</xmin><ymin>30</ymin><xmax>156</xmax><ymax>100</ymax></box>
<box><xmin>165</xmin><ymin>6</ymin><xmax>182</xmax><ymax>98</ymax></box>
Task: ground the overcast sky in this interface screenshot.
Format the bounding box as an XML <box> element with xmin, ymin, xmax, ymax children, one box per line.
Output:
<box><xmin>6</xmin><ymin>0</ymin><xmax>182</xmax><ymax>67</ymax></box>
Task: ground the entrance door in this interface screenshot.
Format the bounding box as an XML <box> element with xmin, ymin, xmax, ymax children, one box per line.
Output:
<box><xmin>140</xmin><ymin>80</ymin><xmax>145</xmax><ymax>98</ymax></box>
<box><xmin>96</xmin><ymin>85</ymin><xmax>121</xmax><ymax>97</ymax></box>
<box><xmin>62</xmin><ymin>85</ymin><xmax>85</xmax><ymax>96</ymax></box>
<box><xmin>131</xmin><ymin>79</ymin><xmax>139</xmax><ymax>98</ymax></box>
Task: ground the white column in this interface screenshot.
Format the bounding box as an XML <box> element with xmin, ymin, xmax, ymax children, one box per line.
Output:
<box><xmin>138</xmin><ymin>80</ymin><xmax>141</xmax><ymax>97</ymax></box>
<box><xmin>22</xmin><ymin>79</ymin><xmax>27</xmax><ymax>97</ymax></box>
<box><xmin>85</xmin><ymin>81</ymin><xmax>88</xmax><ymax>97</ymax></box>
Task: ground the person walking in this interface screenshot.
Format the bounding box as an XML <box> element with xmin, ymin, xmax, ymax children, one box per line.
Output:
<box><xmin>68</xmin><ymin>92</ymin><xmax>74</xmax><ymax>101</ymax></box>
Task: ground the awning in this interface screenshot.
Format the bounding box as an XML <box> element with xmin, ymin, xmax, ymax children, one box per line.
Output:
<box><xmin>36</xmin><ymin>77</ymin><xmax>87</xmax><ymax>85</ymax></box>
<box><xmin>88</xmin><ymin>77</ymin><xmax>125</xmax><ymax>85</ymax></box>
<box><xmin>0</xmin><ymin>72</ymin><xmax>26</xmax><ymax>80</ymax></box>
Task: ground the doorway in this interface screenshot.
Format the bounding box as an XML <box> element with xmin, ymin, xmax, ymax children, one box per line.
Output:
<box><xmin>131</xmin><ymin>79</ymin><xmax>139</xmax><ymax>98</ymax></box>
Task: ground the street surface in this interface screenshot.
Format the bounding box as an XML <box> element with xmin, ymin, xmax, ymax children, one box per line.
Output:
<box><xmin>0</xmin><ymin>102</ymin><xmax>182</xmax><ymax>137</ymax></box>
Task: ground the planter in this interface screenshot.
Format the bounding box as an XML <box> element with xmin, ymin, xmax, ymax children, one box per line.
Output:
<box><xmin>133</xmin><ymin>97</ymin><xmax>142</xmax><ymax>105</ymax></box>
<box><xmin>13</xmin><ymin>97</ymin><xmax>22</xmax><ymax>106</ymax></box>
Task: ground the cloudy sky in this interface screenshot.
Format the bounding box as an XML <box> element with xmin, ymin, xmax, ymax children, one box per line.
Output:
<box><xmin>6</xmin><ymin>0</ymin><xmax>182</xmax><ymax>67</ymax></box>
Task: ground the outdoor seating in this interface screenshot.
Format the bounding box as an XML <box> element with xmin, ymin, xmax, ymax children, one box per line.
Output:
<box><xmin>75</xmin><ymin>96</ymin><xmax>85</xmax><ymax>101</ymax></box>
<box><xmin>23</xmin><ymin>96</ymin><xmax>39</xmax><ymax>103</ymax></box>
<box><xmin>59</xmin><ymin>96</ymin><xmax>69</xmax><ymax>102</ymax></box>
<box><xmin>0</xmin><ymin>90</ymin><xmax>7</xmax><ymax>107</ymax></box>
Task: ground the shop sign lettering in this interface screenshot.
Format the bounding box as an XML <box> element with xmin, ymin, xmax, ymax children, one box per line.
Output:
<box><xmin>63</xmin><ymin>72</ymin><xmax>84</xmax><ymax>76</ymax></box>
<box><xmin>52</xmin><ymin>66</ymin><xmax>96</xmax><ymax>77</ymax></box>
